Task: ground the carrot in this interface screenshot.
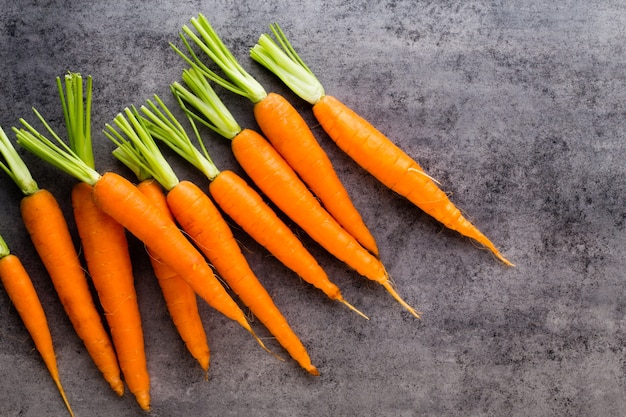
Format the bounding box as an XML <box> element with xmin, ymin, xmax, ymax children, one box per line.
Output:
<box><xmin>172</xmin><ymin>14</ymin><xmax>379</xmax><ymax>256</ymax></box>
<box><xmin>0</xmin><ymin>125</ymin><xmax>123</xmax><ymax>396</ymax></box>
<box><xmin>12</xmin><ymin>107</ymin><xmax>265</xmax><ymax>355</ymax></box>
<box><xmin>250</xmin><ymin>24</ymin><xmax>514</xmax><ymax>267</ymax></box>
<box><xmin>139</xmin><ymin>94</ymin><xmax>367</xmax><ymax>319</ymax></box>
<box><xmin>137</xmin><ymin>179</ymin><xmax>211</xmax><ymax>376</ymax></box>
<box><xmin>108</xmin><ymin>107</ymin><xmax>318</xmax><ymax>375</ymax></box>
<box><xmin>58</xmin><ymin>72</ymin><xmax>149</xmax><ymax>409</ymax></box>
<box><xmin>173</xmin><ymin>69</ymin><xmax>419</xmax><ymax>319</ymax></box>
<box><xmin>117</xmin><ymin>152</ymin><xmax>210</xmax><ymax>377</ymax></box>
<box><xmin>0</xmin><ymin>232</ymin><xmax>75</xmax><ymax>417</ymax></box>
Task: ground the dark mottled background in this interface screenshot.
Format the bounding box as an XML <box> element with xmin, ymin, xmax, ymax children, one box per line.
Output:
<box><xmin>1</xmin><ymin>1</ymin><xmax>624</xmax><ymax>416</ymax></box>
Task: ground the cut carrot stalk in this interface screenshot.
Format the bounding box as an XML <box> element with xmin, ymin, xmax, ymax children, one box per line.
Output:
<box><xmin>172</xmin><ymin>13</ymin><xmax>379</xmax><ymax>256</ymax></box>
<box><xmin>138</xmin><ymin>94</ymin><xmax>368</xmax><ymax>320</ymax></box>
<box><xmin>172</xmin><ymin>68</ymin><xmax>420</xmax><ymax>319</ymax></box>
<box><xmin>108</xmin><ymin>106</ymin><xmax>318</xmax><ymax>375</ymax></box>
<box><xmin>250</xmin><ymin>24</ymin><xmax>514</xmax><ymax>267</ymax></box>
<box><xmin>58</xmin><ymin>72</ymin><xmax>149</xmax><ymax>408</ymax></box>
<box><xmin>0</xmin><ymin>232</ymin><xmax>75</xmax><ymax>417</ymax></box>
<box><xmin>12</xmin><ymin>104</ymin><xmax>265</xmax><ymax>357</ymax></box>
<box><xmin>0</xmin><ymin>125</ymin><xmax>123</xmax><ymax>397</ymax></box>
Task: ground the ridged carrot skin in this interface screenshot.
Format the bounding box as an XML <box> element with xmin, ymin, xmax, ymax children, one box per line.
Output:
<box><xmin>208</xmin><ymin>170</ymin><xmax>342</xmax><ymax>301</ymax></box>
<box><xmin>312</xmin><ymin>95</ymin><xmax>513</xmax><ymax>266</ymax></box>
<box><xmin>0</xmin><ymin>250</ymin><xmax>74</xmax><ymax>417</ymax></box>
<box><xmin>166</xmin><ymin>179</ymin><xmax>319</xmax><ymax>375</ymax></box>
<box><xmin>71</xmin><ymin>181</ymin><xmax>149</xmax><ymax>410</ymax></box>
<box><xmin>230</xmin><ymin>129</ymin><xmax>419</xmax><ymax>318</ymax></box>
<box><xmin>253</xmin><ymin>92</ymin><xmax>378</xmax><ymax>256</ymax></box>
<box><xmin>90</xmin><ymin>172</ymin><xmax>254</xmax><ymax>335</ymax></box>
<box><xmin>137</xmin><ymin>179</ymin><xmax>210</xmax><ymax>375</ymax></box>
<box><xmin>20</xmin><ymin>188</ymin><xmax>123</xmax><ymax>396</ymax></box>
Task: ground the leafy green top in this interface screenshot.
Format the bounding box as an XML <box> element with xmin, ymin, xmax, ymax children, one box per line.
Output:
<box><xmin>171</xmin><ymin>67</ymin><xmax>242</xmax><ymax>141</ymax></box>
<box><xmin>139</xmin><ymin>94</ymin><xmax>221</xmax><ymax>181</ymax></box>
<box><xmin>250</xmin><ymin>24</ymin><xmax>325</xmax><ymax>105</ymax></box>
<box><xmin>105</xmin><ymin>106</ymin><xmax>180</xmax><ymax>192</ymax></box>
<box><xmin>172</xmin><ymin>13</ymin><xmax>267</xmax><ymax>104</ymax></box>
<box><xmin>0</xmin><ymin>232</ymin><xmax>10</xmax><ymax>258</ymax></box>
<box><xmin>58</xmin><ymin>72</ymin><xmax>94</xmax><ymax>168</ymax></box>
<box><xmin>0</xmin><ymin>125</ymin><xmax>39</xmax><ymax>195</ymax></box>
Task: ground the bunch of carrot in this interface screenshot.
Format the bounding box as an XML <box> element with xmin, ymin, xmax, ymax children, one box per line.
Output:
<box><xmin>0</xmin><ymin>14</ymin><xmax>513</xmax><ymax>415</ymax></box>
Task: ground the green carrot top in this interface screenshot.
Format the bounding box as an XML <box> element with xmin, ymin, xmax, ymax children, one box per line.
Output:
<box><xmin>0</xmin><ymin>232</ymin><xmax>10</xmax><ymax>258</ymax></box>
<box><xmin>13</xmin><ymin>72</ymin><xmax>101</xmax><ymax>186</ymax></box>
<box><xmin>105</xmin><ymin>106</ymin><xmax>180</xmax><ymax>192</ymax></box>
<box><xmin>0</xmin><ymin>125</ymin><xmax>39</xmax><ymax>195</ymax></box>
<box><xmin>172</xmin><ymin>13</ymin><xmax>266</xmax><ymax>104</ymax></box>
<box><xmin>250</xmin><ymin>23</ymin><xmax>325</xmax><ymax>105</ymax></box>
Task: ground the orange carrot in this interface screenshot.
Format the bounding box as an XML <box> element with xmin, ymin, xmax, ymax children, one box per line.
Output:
<box><xmin>13</xmin><ymin>111</ymin><xmax>265</xmax><ymax>354</ymax></box>
<box><xmin>72</xmin><ymin>181</ymin><xmax>149</xmax><ymax>409</ymax></box>
<box><xmin>0</xmin><ymin>125</ymin><xmax>123</xmax><ymax>396</ymax></box>
<box><xmin>0</xmin><ymin>232</ymin><xmax>75</xmax><ymax>417</ymax></box>
<box><xmin>108</xmin><ymin>108</ymin><xmax>318</xmax><ymax>375</ymax></box>
<box><xmin>172</xmin><ymin>13</ymin><xmax>379</xmax><ymax>256</ymax></box>
<box><xmin>172</xmin><ymin>70</ymin><xmax>419</xmax><ymax>318</ymax></box>
<box><xmin>136</xmin><ymin>178</ymin><xmax>210</xmax><ymax>377</ymax></box>
<box><xmin>139</xmin><ymin>95</ymin><xmax>367</xmax><ymax>319</ymax></box>
<box><xmin>250</xmin><ymin>24</ymin><xmax>514</xmax><ymax>267</ymax></box>
<box><xmin>58</xmin><ymin>72</ymin><xmax>148</xmax><ymax>409</ymax></box>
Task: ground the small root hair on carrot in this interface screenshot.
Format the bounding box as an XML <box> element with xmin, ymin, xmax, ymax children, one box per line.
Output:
<box><xmin>407</xmin><ymin>167</ymin><xmax>442</xmax><ymax>186</ymax></box>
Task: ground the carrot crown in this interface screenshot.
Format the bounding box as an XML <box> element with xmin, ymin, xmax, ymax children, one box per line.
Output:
<box><xmin>139</xmin><ymin>93</ymin><xmax>221</xmax><ymax>181</ymax></box>
<box><xmin>250</xmin><ymin>24</ymin><xmax>325</xmax><ymax>105</ymax></box>
<box><xmin>105</xmin><ymin>106</ymin><xmax>180</xmax><ymax>192</ymax></box>
<box><xmin>0</xmin><ymin>125</ymin><xmax>39</xmax><ymax>195</ymax></box>
<box><xmin>171</xmin><ymin>13</ymin><xmax>267</xmax><ymax>104</ymax></box>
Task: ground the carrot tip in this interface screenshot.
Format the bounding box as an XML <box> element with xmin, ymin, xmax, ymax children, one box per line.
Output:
<box><xmin>53</xmin><ymin>378</ymin><xmax>75</xmax><ymax>417</ymax></box>
<box><xmin>381</xmin><ymin>281</ymin><xmax>421</xmax><ymax>319</ymax></box>
<box><xmin>308</xmin><ymin>366</ymin><xmax>320</xmax><ymax>376</ymax></box>
<box><xmin>337</xmin><ymin>298</ymin><xmax>370</xmax><ymax>320</ymax></box>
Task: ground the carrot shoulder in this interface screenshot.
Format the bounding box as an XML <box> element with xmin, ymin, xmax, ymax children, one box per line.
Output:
<box><xmin>0</xmin><ymin>233</ymin><xmax>74</xmax><ymax>417</ymax></box>
<box><xmin>250</xmin><ymin>24</ymin><xmax>514</xmax><ymax>267</ymax></box>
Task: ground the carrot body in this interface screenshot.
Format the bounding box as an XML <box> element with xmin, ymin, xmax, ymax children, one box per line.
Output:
<box><xmin>71</xmin><ymin>181</ymin><xmax>149</xmax><ymax>410</ymax></box>
<box><xmin>230</xmin><ymin>129</ymin><xmax>418</xmax><ymax>317</ymax></box>
<box><xmin>166</xmin><ymin>179</ymin><xmax>318</xmax><ymax>375</ymax></box>
<box><xmin>0</xmin><ymin>253</ymin><xmax>74</xmax><ymax>417</ymax></box>
<box><xmin>137</xmin><ymin>179</ymin><xmax>210</xmax><ymax>375</ymax></box>
<box><xmin>19</xmin><ymin>188</ymin><xmax>123</xmax><ymax>395</ymax></box>
<box><xmin>209</xmin><ymin>170</ymin><xmax>341</xmax><ymax>301</ymax></box>
<box><xmin>90</xmin><ymin>172</ymin><xmax>254</xmax><ymax>335</ymax></box>
<box><xmin>312</xmin><ymin>95</ymin><xmax>513</xmax><ymax>266</ymax></box>
<box><xmin>254</xmin><ymin>92</ymin><xmax>378</xmax><ymax>256</ymax></box>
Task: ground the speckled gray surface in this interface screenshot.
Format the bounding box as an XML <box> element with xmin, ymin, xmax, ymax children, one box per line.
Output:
<box><xmin>1</xmin><ymin>1</ymin><xmax>625</xmax><ymax>416</ymax></box>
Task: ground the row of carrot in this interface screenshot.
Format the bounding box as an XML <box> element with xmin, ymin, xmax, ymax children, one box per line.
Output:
<box><xmin>0</xmin><ymin>15</ymin><xmax>513</xmax><ymax>415</ymax></box>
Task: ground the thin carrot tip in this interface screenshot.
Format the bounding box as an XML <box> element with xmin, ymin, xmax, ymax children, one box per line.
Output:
<box><xmin>337</xmin><ymin>298</ymin><xmax>370</xmax><ymax>320</ymax></box>
<box><xmin>381</xmin><ymin>281</ymin><xmax>421</xmax><ymax>319</ymax></box>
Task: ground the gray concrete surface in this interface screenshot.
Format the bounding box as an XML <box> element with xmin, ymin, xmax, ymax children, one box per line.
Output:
<box><xmin>1</xmin><ymin>1</ymin><xmax>624</xmax><ymax>416</ymax></box>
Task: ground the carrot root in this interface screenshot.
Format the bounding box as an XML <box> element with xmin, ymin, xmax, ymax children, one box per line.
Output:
<box><xmin>337</xmin><ymin>298</ymin><xmax>370</xmax><ymax>320</ymax></box>
<box><xmin>380</xmin><ymin>281</ymin><xmax>421</xmax><ymax>319</ymax></box>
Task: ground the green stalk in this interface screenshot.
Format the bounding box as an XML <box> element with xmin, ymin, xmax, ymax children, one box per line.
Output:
<box><xmin>104</xmin><ymin>107</ymin><xmax>180</xmax><ymax>191</ymax></box>
<box><xmin>58</xmin><ymin>72</ymin><xmax>94</xmax><ymax>168</ymax></box>
<box><xmin>250</xmin><ymin>24</ymin><xmax>326</xmax><ymax>105</ymax></box>
<box><xmin>172</xmin><ymin>13</ymin><xmax>267</xmax><ymax>103</ymax></box>
<box><xmin>138</xmin><ymin>94</ymin><xmax>220</xmax><ymax>181</ymax></box>
<box><xmin>0</xmin><ymin>232</ymin><xmax>10</xmax><ymax>258</ymax></box>
<box><xmin>0</xmin><ymin>125</ymin><xmax>39</xmax><ymax>195</ymax></box>
<box><xmin>171</xmin><ymin>67</ymin><xmax>245</xmax><ymax>146</ymax></box>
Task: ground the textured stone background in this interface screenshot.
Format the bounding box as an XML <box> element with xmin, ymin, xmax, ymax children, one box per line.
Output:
<box><xmin>1</xmin><ymin>1</ymin><xmax>624</xmax><ymax>416</ymax></box>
